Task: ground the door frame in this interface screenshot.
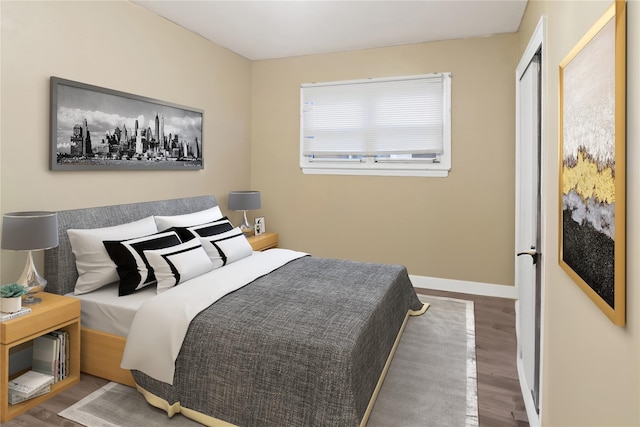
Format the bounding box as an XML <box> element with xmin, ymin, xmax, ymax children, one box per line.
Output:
<box><xmin>515</xmin><ymin>16</ymin><xmax>546</xmax><ymax>427</ymax></box>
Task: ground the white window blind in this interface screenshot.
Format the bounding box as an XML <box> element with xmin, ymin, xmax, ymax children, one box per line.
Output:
<box><xmin>300</xmin><ymin>73</ymin><xmax>451</xmax><ymax>177</ymax></box>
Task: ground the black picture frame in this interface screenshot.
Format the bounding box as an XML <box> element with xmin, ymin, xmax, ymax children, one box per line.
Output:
<box><xmin>50</xmin><ymin>77</ymin><xmax>203</xmax><ymax>171</ymax></box>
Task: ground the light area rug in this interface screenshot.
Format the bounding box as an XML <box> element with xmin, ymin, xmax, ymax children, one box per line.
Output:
<box><xmin>59</xmin><ymin>295</ymin><xmax>478</xmax><ymax>427</ymax></box>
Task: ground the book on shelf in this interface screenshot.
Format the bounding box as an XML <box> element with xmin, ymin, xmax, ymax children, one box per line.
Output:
<box><xmin>8</xmin><ymin>370</ymin><xmax>54</xmax><ymax>398</ymax></box>
<box><xmin>64</xmin><ymin>331</ymin><xmax>70</xmax><ymax>379</ymax></box>
<box><xmin>47</xmin><ymin>330</ymin><xmax>69</xmax><ymax>381</ymax></box>
<box><xmin>32</xmin><ymin>334</ymin><xmax>59</xmax><ymax>382</ymax></box>
<box><xmin>8</xmin><ymin>385</ymin><xmax>50</xmax><ymax>405</ymax></box>
<box><xmin>0</xmin><ymin>307</ymin><xmax>31</xmax><ymax>322</ymax></box>
<box><xmin>32</xmin><ymin>329</ymin><xmax>69</xmax><ymax>382</ymax></box>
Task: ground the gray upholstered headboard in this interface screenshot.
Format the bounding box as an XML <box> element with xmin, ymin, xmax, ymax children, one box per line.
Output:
<box><xmin>44</xmin><ymin>195</ymin><xmax>218</xmax><ymax>296</ymax></box>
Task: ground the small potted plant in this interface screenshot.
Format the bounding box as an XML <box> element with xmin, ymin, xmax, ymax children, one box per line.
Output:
<box><xmin>0</xmin><ymin>283</ymin><xmax>28</xmax><ymax>313</ymax></box>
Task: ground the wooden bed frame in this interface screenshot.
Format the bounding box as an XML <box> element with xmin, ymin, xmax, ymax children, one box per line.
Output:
<box><xmin>43</xmin><ymin>196</ymin><xmax>219</xmax><ymax>388</ymax></box>
<box><xmin>81</xmin><ymin>328</ymin><xmax>135</xmax><ymax>386</ymax></box>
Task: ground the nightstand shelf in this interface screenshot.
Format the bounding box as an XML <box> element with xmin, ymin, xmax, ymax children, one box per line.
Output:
<box><xmin>0</xmin><ymin>292</ymin><xmax>80</xmax><ymax>422</ymax></box>
<box><xmin>248</xmin><ymin>232</ymin><xmax>279</xmax><ymax>251</ymax></box>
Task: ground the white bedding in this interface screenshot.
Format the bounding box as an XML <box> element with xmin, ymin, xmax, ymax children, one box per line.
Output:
<box><xmin>66</xmin><ymin>282</ymin><xmax>156</xmax><ymax>337</ymax></box>
<box><xmin>120</xmin><ymin>248</ymin><xmax>308</xmax><ymax>385</ymax></box>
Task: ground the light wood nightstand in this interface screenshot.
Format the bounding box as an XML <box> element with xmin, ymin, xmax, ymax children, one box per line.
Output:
<box><xmin>0</xmin><ymin>292</ymin><xmax>80</xmax><ymax>422</ymax></box>
<box><xmin>248</xmin><ymin>232</ymin><xmax>279</xmax><ymax>251</ymax></box>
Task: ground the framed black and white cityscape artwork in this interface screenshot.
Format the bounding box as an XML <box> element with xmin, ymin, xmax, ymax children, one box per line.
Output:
<box><xmin>50</xmin><ymin>77</ymin><xmax>203</xmax><ymax>171</ymax></box>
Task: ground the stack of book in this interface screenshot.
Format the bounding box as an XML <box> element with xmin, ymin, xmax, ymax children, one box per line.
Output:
<box><xmin>0</xmin><ymin>307</ymin><xmax>31</xmax><ymax>322</ymax></box>
<box><xmin>8</xmin><ymin>370</ymin><xmax>54</xmax><ymax>405</ymax></box>
<box><xmin>32</xmin><ymin>329</ymin><xmax>69</xmax><ymax>382</ymax></box>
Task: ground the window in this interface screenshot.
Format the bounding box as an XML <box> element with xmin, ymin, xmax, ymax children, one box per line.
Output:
<box><xmin>300</xmin><ymin>73</ymin><xmax>451</xmax><ymax>177</ymax></box>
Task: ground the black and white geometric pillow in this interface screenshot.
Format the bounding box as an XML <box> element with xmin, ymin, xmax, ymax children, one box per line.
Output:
<box><xmin>144</xmin><ymin>239</ymin><xmax>214</xmax><ymax>294</ymax></box>
<box><xmin>184</xmin><ymin>217</ymin><xmax>234</xmax><ymax>239</ymax></box>
<box><xmin>168</xmin><ymin>217</ymin><xmax>234</xmax><ymax>241</ymax></box>
<box><xmin>103</xmin><ymin>231</ymin><xmax>182</xmax><ymax>296</ymax></box>
<box><xmin>199</xmin><ymin>227</ymin><xmax>253</xmax><ymax>268</ymax></box>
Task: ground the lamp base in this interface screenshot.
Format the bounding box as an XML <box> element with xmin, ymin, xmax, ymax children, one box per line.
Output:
<box><xmin>23</xmin><ymin>294</ymin><xmax>43</xmax><ymax>305</ymax></box>
<box><xmin>239</xmin><ymin>210</ymin><xmax>254</xmax><ymax>236</ymax></box>
<box><xmin>16</xmin><ymin>251</ymin><xmax>47</xmax><ymax>305</ymax></box>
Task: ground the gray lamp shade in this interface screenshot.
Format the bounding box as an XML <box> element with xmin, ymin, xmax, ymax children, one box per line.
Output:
<box><xmin>2</xmin><ymin>211</ymin><xmax>59</xmax><ymax>251</ymax></box>
<box><xmin>228</xmin><ymin>191</ymin><xmax>261</xmax><ymax>211</ymax></box>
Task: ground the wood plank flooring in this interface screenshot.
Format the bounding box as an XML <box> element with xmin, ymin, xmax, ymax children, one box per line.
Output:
<box><xmin>417</xmin><ymin>289</ymin><xmax>530</xmax><ymax>427</ymax></box>
<box><xmin>5</xmin><ymin>289</ymin><xmax>530</xmax><ymax>426</ymax></box>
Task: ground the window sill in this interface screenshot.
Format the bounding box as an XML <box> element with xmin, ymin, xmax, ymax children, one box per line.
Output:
<box><xmin>301</xmin><ymin>167</ymin><xmax>449</xmax><ymax>177</ymax></box>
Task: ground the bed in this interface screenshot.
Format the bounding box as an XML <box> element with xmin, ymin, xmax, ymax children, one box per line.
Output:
<box><xmin>44</xmin><ymin>195</ymin><xmax>427</xmax><ymax>427</ymax></box>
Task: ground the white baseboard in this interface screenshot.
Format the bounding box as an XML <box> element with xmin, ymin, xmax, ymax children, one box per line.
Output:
<box><xmin>409</xmin><ymin>274</ymin><xmax>517</xmax><ymax>299</ymax></box>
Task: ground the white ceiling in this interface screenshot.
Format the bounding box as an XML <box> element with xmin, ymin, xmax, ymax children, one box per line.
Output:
<box><xmin>132</xmin><ymin>0</ymin><xmax>528</xmax><ymax>61</ymax></box>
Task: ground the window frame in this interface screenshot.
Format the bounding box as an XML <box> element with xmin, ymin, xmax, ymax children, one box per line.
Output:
<box><xmin>300</xmin><ymin>73</ymin><xmax>452</xmax><ymax>177</ymax></box>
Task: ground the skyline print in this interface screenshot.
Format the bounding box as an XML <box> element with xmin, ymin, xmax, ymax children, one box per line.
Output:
<box><xmin>56</xmin><ymin>83</ymin><xmax>202</xmax><ymax>153</ymax></box>
<box><xmin>51</xmin><ymin>77</ymin><xmax>203</xmax><ymax>171</ymax></box>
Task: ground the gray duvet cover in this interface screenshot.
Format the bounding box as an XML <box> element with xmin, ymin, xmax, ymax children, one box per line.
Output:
<box><xmin>132</xmin><ymin>256</ymin><xmax>424</xmax><ymax>427</ymax></box>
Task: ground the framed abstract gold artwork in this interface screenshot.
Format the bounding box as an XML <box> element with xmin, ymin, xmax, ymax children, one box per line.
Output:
<box><xmin>559</xmin><ymin>1</ymin><xmax>626</xmax><ymax>325</ymax></box>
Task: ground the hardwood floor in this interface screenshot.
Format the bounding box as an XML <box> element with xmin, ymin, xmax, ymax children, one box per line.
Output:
<box><xmin>5</xmin><ymin>289</ymin><xmax>530</xmax><ymax>426</ymax></box>
<box><xmin>417</xmin><ymin>288</ymin><xmax>530</xmax><ymax>427</ymax></box>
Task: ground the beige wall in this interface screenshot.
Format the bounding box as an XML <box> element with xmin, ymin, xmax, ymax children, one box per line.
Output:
<box><xmin>3</xmin><ymin>1</ymin><xmax>638</xmax><ymax>424</ymax></box>
<box><xmin>251</xmin><ymin>35</ymin><xmax>519</xmax><ymax>287</ymax></box>
<box><xmin>519</xmin><ymin>1</ymin><xmax>639</xmax><ymax>425</ymax></box>
<box><xmin>0</xmin><ymin>1</ymin><xmax>252</xmax><ymax>283</ymax></box>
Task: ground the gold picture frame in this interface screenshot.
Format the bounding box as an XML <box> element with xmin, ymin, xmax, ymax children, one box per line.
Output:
<box><xmin>559</xmin><ymin>0</ymin><xmax>626</xmax><ymax>325</ymax></box>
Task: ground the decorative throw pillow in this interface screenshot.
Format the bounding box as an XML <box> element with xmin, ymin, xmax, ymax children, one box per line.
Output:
<box><xmin>168</xmin><ymin>217</ymin><xmax>234</xmax><ymax>242</ymax></box>
<box><xmin>184</xmin><ymin>217</ymin><xmax>234</xmax><ymax>239</ymax></box>
<box><xmin>144</xmin><ymin>239</ymin><xmax>214</xmax><ymax>294</ymax></box>
<box><xmin>67</xmin><ymin>216</ymin><xmax>159</xmax><ymax>295</ymax></box>
<box><xmin>103</xmin><ymin>231</ymin><xmax>182</xmax><ymax>296</ymax></box>
<box><xmin>199</xmin><ymin>227</ymin><xmax>253</xmax><ymax>268</ymax></box>
<box><xmin>154</xmin><ymin>206</ymin><xmax>224</xmax><ymax>231</ymax></box>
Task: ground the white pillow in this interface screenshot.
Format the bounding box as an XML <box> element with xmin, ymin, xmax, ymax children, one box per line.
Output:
<box><xmin>144</xmin><ymin>239</ymin><xmax>214</xmax><ymax>294</ymax></box>
<box><xmin>199</xmin><ymin>227</ymin><xmax>253</xmax><ymax>268</ymax></box>
<box><xmin>154</xmin><ymin>206</ymin><xmax>223</xmax><ymax>231</ymax></box>
<box><xmin>67</xmin><ymin>216</ymin><xmax>158</xmax><ymax>295</ymax></box>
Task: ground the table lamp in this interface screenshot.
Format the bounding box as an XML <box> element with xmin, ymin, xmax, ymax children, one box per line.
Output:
<box><xmin>1</xmin><ymin>211</ymin><xmax>59</xmax><ymax>305</ymax></box>
<box><xmin>228</xmin><ymin>191</ymin><xmax>261</xmax><ymax>235</ymax></box>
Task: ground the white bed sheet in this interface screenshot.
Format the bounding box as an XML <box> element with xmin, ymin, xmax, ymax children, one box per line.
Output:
<box><xmin>121</xmin><ymin>249</ymin><xmax>308</xmax><ymax>384</ymax></box>
<box><xmin>66</xmin><ymin>283</ymin><xmax>156</xmax><ymax>337</ymax></box>
<box><xmin>64</xmin><ymin>250</ymin><xmax>297</xmax><ymax>338</ymax></box>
